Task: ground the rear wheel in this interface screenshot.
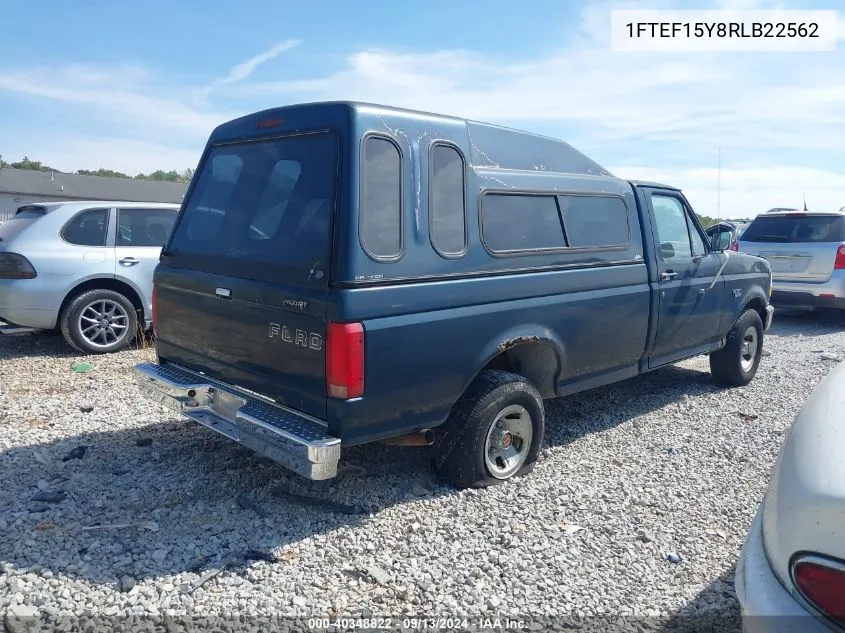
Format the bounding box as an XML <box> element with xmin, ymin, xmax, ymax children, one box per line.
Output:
<box><xmin>710</xmin><ymin>309</ymin><xmax>764</xmax><ymax>387</ymax></box>
<box><xmin>432</xmin><ymin>370</ymin><xmax>545</xmax><ymax>489</ymax></box>
<box><xmin>60</xmin><ymin>289</ymin><xmax>138</xmax><ymax>354</ymax></box>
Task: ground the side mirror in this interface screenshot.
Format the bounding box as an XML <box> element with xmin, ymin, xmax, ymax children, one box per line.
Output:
<box><xmin>710</xmin><ymin>230</ymin><xmax>732</xmax><ymax>251</ymax></box>
<box><xmin>660</xmin><ymin>242</ymin><xmax>675</xmax><ymax>259</ymax></box>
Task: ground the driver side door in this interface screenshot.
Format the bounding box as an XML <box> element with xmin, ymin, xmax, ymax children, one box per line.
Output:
<box><xmin>647</xmin><ymin>190</ymin><xmax>725</xmax><ymax>367</ymax></box>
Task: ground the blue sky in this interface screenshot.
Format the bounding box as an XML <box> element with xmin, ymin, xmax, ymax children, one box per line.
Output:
<box><xmin>1</xmin><ymin>0</ymin><xmax>843</xmax><ymax>218</ymax></box>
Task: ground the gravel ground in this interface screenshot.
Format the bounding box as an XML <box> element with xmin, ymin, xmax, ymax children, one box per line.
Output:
<box><xmin>1</xmin><ymin>312</ymin><xmax>843</xmax><ymax>632</ymax></box>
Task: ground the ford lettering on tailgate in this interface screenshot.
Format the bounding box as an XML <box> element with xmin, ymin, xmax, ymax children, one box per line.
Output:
<box><xmin>269</xmin><ymin>323</ymin><xmax>323</xmax><ymax>351</ymax></box>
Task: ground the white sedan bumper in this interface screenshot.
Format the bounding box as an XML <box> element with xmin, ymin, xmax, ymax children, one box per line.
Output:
<box><xmin>735</xmin><ymin>505</ymin><xmax>835</xmax><ymax>633</ymax></box>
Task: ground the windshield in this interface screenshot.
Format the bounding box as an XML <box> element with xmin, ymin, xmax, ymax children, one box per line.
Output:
<box><xmin>167</xmin><ymin>132</ymin><xmax>337</xmax><ymax>285</ymax></box>
<box><xmin>740</xmin><ymin>215</ymin><xmax>845</xmax><ymax>243</ymax></box>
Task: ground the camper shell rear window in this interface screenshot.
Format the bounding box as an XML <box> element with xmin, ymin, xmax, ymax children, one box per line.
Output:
<box><xmin>166</xmin><ymin>131</ymin><xmax>338</xmax><ymax>285</ymax></box>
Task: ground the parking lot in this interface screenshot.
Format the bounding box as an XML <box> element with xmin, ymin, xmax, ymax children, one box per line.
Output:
<box><xmin>0</xmin><ymin>312</ymin><xmax>843</xmax><ymax>630</ymax></box>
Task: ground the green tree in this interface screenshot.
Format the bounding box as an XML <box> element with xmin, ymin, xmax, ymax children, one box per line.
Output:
<box><xmin>695</xmin><ymin>214</ymin><xmax>719</xmax><ymax>228</ymax></box>
<box><xmin>2</xmin><ymin>155</ymin><xmax>193</xmax><ymax>180</ymax></box>
<box><xmin>135</xmin><ymin>169</ymin><xmax>183</xmax><ymax>183</ymax></box>
<box><xmin>77</xmin><ymin>168</ymin><xmax>131</xmax><ymax>179</ymax></box>
<box><xmin>10</xmin><ymin>156</ymin><xmax>59</xmax><ymax>172</ymax></box>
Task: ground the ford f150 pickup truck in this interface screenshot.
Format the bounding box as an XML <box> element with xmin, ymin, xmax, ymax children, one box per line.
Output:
<box><xmin>135</xmin><ymin>101</ymin><xmax>774</xmax><ymax>489</ymax></box>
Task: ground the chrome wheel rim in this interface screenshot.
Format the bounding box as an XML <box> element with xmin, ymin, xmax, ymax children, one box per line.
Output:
<box><xmin>740</xmin><ymin>326</ymin><xmax>758</xmax><ymax>372</ymax></box>
<box><xmin>78</xmin><ymin>300</ymin><xmax>129</xmax><ymax>348</ymax></box>
<box><xmin>484</xmin><ymin>404</ymin><xmax>533</xmax><ymax>479</ymax></box>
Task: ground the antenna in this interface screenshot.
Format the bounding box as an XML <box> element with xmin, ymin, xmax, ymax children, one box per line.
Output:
<box><xmin>803</xmin><ymin>193</ymin><xmax>807</xmax><ymax>211</ymax></box>
<box><xmin>717</xmin><ymin>146</ymin><xmax>722</xmax><ymax>218</ymax></box>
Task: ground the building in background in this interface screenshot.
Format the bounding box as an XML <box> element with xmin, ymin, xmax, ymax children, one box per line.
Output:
<box><xmin>0</xmin><ymin>167</ymin><xmax>188</xmax><ymax>220</ymax></box>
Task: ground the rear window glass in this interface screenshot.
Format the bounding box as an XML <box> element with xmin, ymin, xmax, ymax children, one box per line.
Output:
<box><xmin>482</xmin><ymin>194</ymin><xmax>565</xmax><ymax>252</ymax></box>
<box><xmin>61</xmin><ymin>208</ymin><xmax>109</xmax><ymax>247</ymax></box>
<box><xmin>741</xmin><ymin>215</ymin><xmax>845</xmax><ymax>243</ymax></box>
<box><xmin>167</xmin><ymin>132</ymin><xmax>337</xmax><ymax>284</ymax></box>
<box><xmin>558</xmin><ymin>195</ymin><xmax>629</xmax><ymax>247</ymax></box>
<box><xmin>360</xmin><ymin>136</ymin><xmax>402</xmax><ymax>260</ymax></box>
<box><xmin>15</xmin><ymin>205</ymin><xmax>47</xmax><ymax>217</ymax></box>
<box><xmin>13</xmin><ymin>211</ymin><xmax>46</xmax><ymax>220</ymax></box>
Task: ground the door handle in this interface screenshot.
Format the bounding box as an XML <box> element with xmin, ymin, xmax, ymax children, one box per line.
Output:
<box><xmin>660</xmin><ymin>271</ymin><xmax>679</xmax><ymax>280</ymax></box>
<box><xmin>119</xmin><ymin>257</ymin><xmax>139</xmax><ymax>266</ymax></box>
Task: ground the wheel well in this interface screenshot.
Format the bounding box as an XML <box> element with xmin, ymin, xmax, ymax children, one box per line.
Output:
<box><xmin>745</xmin><ymin>296</ymin><xmax>767</xmax><ymax>326</ymax></box>
<box><xmin>58</xmin><ymin>279</ymin><xmax>145</xmax><ymax>328</ymax></box>
<box><xmin>479</xmin><ymin>341</ymin><xmax>560</xmax><ymax>398</ymax></box>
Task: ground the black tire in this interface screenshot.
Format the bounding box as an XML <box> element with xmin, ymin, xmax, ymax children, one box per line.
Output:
<box><xmin>709</xmin><ymin>308</ymin><xmax>764</xmax><ymax>387</ymax></box>
<box><xmin>432</xmin><ymin>370</ymin><xmax>545</xmax><ymax>489</ymax></box>
<box><xmin>60</xmin><ymin>289</ymin><xmax>138</xmax><ymax>354</ymax></box>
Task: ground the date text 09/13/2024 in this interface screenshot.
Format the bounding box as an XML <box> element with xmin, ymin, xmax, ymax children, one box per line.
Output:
<box><xmin>307</xmin><ymin>617</ymin><xmax>528</xmax><ymax>630</ymax></box>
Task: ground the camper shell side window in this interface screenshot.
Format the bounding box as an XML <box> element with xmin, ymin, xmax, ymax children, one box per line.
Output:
<box><xmin>429</xmin><ymin>142</ymin><xmax>468</xmax><ymax>258</ymax></box>
<box><xmin>359</xmin><ymin>134</ymin><xmax>404</xmax><ymax>262</ymax></box>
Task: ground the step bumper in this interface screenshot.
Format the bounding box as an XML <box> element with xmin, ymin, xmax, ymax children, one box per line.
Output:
<box><xmin>134</xmin><ymin>362</ymin><xmax>341</xmax><ymax>480</ymax></box>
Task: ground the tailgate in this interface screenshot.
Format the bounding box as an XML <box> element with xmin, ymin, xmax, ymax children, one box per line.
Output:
<box><xmin>155</xmin><ymin>130</ymin><xmax>338</xmax><ymax>420</ymax></box>
<box><xmin>155</xmin><ymin>270</ymin><xmax>329</xmax><ymax>418</ymax></box>
<box><xmin>739</xmin><ymin>214</ymin><xmax>845</xmax><ymax>282</ymax></box>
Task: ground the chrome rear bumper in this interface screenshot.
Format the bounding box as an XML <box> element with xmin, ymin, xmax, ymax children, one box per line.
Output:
<box><xmin>134</xmin><ymin>362</ymin><xmax>341</xmax><ymax>480</ymax></box>
<box><xmin>764</xmin><ymin>304</ymin><xmax>775</xmax><ymax>332</ymax></box>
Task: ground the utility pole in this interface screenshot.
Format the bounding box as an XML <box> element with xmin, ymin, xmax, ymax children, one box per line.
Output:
<box><xmin>717</xmin><ymin>146</ymin><xmax>722</xmax><ymax>218</ymax></box>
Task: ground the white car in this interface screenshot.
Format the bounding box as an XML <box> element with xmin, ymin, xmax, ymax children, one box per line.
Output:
<box><xmin>737</xmin><ymin>211</ymin><xmax>845</xmax><ymax>312</ymax></box>
<box><xmin>0</xmin><ymin>200</ymin><xmax>179</xmax><ymax>353</ymax></box>
<box><xmin>735</xmin><ymin>359</ymin><xmax>845</xmax><ymax>631</ymax></box>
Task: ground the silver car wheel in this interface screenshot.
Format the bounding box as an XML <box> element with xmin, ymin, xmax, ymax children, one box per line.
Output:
<box><xmin>740</xmin><ymin>326</ymin><xmax>758</xmax><ymax>372</ymax></box>
<box><xmin>484</xmin><ymin>404</ymin><xmax>533</xmax><ymax>479</ymax></box>
<box><xmin>78</xmin><ymin>300</ymin><xmax>130</xmax><ymax>349</ymax></box>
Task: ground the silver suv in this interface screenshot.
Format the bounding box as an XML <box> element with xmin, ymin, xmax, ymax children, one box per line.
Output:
<box><xmin>737</xmin><ymin>210</ymin><xmax>845</xmax><ymax>311</ymax></box>
<box><xmin>0</xmin><ymin>200</ymin><xmax>179</xmax><ymax>353</ymax></box>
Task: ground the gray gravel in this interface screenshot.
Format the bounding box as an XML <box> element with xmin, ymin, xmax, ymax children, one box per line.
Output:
<box><xmin>1</xmin><ymin>311</ymin><xmax>843</xmax><ymax>631</ymax></box>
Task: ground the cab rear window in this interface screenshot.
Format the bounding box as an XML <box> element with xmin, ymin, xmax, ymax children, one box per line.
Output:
<box><xmin>741</xmin><ymin>215</ymin><xmax>845</xmax><ymax>243</ymax></box>
<box><xmin>167</xmin><ymin>132</ymin><xmax>337</xmax><ymax>285</ymax></box>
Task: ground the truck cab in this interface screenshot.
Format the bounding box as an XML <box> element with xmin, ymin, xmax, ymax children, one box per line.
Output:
<box><xmin>135</xmin><ymin>102</ymin><xmax>773</xmax><ymax>489</ymax></box>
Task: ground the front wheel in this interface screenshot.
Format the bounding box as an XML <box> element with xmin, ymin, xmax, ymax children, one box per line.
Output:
<box><xmin>60</xmin><ymin>289</ymin><xmax>138</xmax><ymax>354</ymax></box>
<box><xmin>432</xmin><ymin>370</ymin><xmax>545</xmax><ymax>489</ymax></box>
<box><xmin>710</xmin><ymin>309</ymin><xmax>764</xmax><ymax>387</ymax></box>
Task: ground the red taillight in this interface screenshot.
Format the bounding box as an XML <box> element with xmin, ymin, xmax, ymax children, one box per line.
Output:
<box><xmin>326</xmin><ymin>322</ymin><xmax>364</xmax><ymax>399</ymax></box>
<box><xmin>151</xmin><ymin>285</ymin><xmax>158</xmax><ymax>335</ymax></box>
<box><xmin>0</xmin><ymin>252</ymin><xmax>37</xmax><ymax>279</ymax></box>
<box><xmin>793</xmin><ymin>557</ymin><xmax>845</xmax><ymax>625</ymax></box>
<box><xmin>730</xmin><ymin>242</ymin><xmax>739</xmax><ymax>252</ymax></box>
<box><xmin>786</xmin><ymin>213</ymin><xmax>807</xmax><ymax>218</ymax></box>
<box><xmin>835</xmin><ymin>245</ymin><xmax>845</xmax><ymax>270</ymax></box>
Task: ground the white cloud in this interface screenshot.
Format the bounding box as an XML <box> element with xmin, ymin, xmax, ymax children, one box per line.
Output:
<box><xmin>211</xmin><ymin>40</ymin><xmax>300</xmax><ymax>87</ymax></box>
<box><xmin>611</xmin><ymin>164</ymin><xmax>845</xmax><ymax>218</ymax></box>
<box><xmin>228</xmin><ymin>5</ymin><xmax>844</xmax><ymax>153</ymax></box>
<box><xmin>221</xmin><ymin>0</ymin><xmax>844</xmax><ymax>217</ymax></box>
<box><xmin>0</xmin><ymin>65</ymin><xmax>230</xmax><ymax>137</ymax></box>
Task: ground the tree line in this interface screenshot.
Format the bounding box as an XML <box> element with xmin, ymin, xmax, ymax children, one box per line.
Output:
<box><xmin>0</xmin><ymin>155</ymin><xmax>194</xmax><ymax>184</ymax></box>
